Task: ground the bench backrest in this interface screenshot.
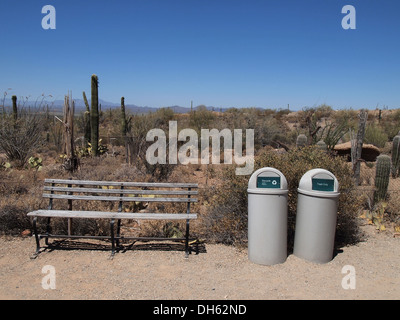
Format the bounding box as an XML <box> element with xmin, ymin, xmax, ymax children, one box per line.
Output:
<box><xmin>43</xmin><ymin>179</ymin><xmax>198</xmax><ymax>211</ymax></box>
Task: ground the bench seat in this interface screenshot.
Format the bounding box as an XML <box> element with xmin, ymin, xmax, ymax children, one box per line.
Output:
<box><xmin>28</xmin><ymin>210</ymin><xmax>197</xmax><ymax>220</ymax></box>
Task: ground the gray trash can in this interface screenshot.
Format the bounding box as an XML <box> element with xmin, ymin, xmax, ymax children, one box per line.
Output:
<box><xmin>248</xmin><ymin>167</ymin><xmax>288</xmax><ymax>265</ymax></box>
<box><xmin>293</xmin><ymin>168</ymin><xmax>340</xmax><ymax>264</ymax></box>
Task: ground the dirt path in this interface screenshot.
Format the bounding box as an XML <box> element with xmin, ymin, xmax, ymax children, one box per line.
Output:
<box><xmin>0</xmin><ymin>224</ymin><xmax>399</xmax><ymax>300</ymax></box>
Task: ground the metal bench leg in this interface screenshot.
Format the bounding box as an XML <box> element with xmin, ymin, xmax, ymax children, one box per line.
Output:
<box><xmin>45</xmin><ymin>217</ymin><xmax>51</xmax><ymax>245</ymax></box>
<box><xmin>110</xmin><ymin>219</ymin><xmax>115</xmax><ymax>259</ymax></box>
<box><xmin>185</xmin><ymin>189</ymin><xmax>192</xmax><ymax>259</ymax></box>
<box><xmin>185</xmin><ymin>219</ymin><xmax>190</xmax><ymax>258</ymax></box>
<box><xmin>31</xmin><ymin>217</ymin><xmax>40</xmax><ymax>259</ymax></box>
<box><xmin>116</xmin><ymin>219</ymin><xmax>121</xmax><ymax>247</ymax></box>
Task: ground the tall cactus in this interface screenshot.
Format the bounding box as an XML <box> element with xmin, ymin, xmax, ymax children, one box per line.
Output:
<box><xmin>90</xmin><ymin>74</ymin><xmax>99</xmax><ymax>156</ymax></box>
<box><xmin>62</xmin><ymin>92</ymin><xmax>78</xmax><ymax>172</ymax></box>
<box><xmin>121</xmin><ymin>97</ymin><xmax>127</xmax><ymax>137</ymax></box>
<box><xmin>121</xmin><ymin>97</ymin><xmax>129</xmax><ymax>163</ymax></box>
<box><xmin>353</xmin><ymin>109</ymin><xmax>368</xmax><ymax>186</ymax></box>
<box><xmin>82</xmin><ymin>91</ymin><xmax>91</xmax><ymax>145</ymax></box>
<box><xmin>374</xmin><ymin>155</ymin><xmax>391</xmax><ymax>203</ymax></box>
<box><xmin>392</xmin><ymin>135</ymin><xmax>400</xmax><ymax>178</ymax></box>
<box><xmin>296</xmin><ymin>134</ymin><xmax>307</xmax><ymax>148</ymax></box>
<box><xmin>11</xmin><ymin>95</ymin><xmax>17</xmax><ymax>122</ymax></box>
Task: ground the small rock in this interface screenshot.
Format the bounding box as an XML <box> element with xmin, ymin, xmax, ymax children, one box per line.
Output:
<box><xmin>21</xmin><ymin>229</ymin><xmax>31</xmax><ymax>237</ymax></box>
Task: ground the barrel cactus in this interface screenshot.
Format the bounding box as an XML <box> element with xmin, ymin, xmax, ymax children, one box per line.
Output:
<box><xmin>374</xmin><ymin>155</ymin><xmax>391</xmax><ymax>203</ymax></box>
<box><xmin>296</xmin><ymin>134</ymin><xmax>308</xmax><ymax>148</ymax></box>
<box><xmin>316</xmin><ymin>140</ymin><xmax>327</xmax><ymax>151</ymax></box>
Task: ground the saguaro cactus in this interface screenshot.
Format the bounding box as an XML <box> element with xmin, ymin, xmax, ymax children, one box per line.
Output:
<box><xmin>82</xmin><ymin>91</ymin><xmax>91</xmax><ymax>145</ymax></box>
<box><xmin>296</xmin><ymin>134</ymin><xmax>307</xmax><ymax>148</ymax></box>
<box><xmin>391</xmin><ymin>135</ymin><xmax>400</xmax><ymax>178</ymax></box>
<box><xmin>121</xmin><ymin>96</ymin><xmax>128</xmax><ymax>163</ymax></box>
<box><xmin>352</xmin><ymin>109</ymin><xmax>368</xmax><ymax>186</ymax></box>
<box><xmin>90</xmin><ymin>74</ymin><xmax>99</xmax><ymax>156</ymax></box>
<box><xmin>120</xmin><ymin>96</ymin><xmax>133</xmax><ymax>164</ymax></box>
<box><xmin>374</xmin><ymin>155</ymin><xmax>391</xmax><ymax>203</ymax></box>
<box><xmin>121</xmin><ymin>97</ymin><xmax>127</xmax><ymax>137</ymax></box>
<box><xmin>11</xmin><ymin>95</ymin><xmax>17</xmax><ymax>122</ymax></box>
<box><xmin>62</xmin><ymin>92</ymin><xmax>78</xmax><ymax>172</ymax></box>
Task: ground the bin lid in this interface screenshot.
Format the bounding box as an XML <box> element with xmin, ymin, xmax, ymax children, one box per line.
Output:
<box><xmin>248</xmin><ymin>167</ymin><xmax>288</xmax><ymax>195</ymax></box>
<box><xmin>297</xmin><ymin>168</ymin><xmax>340</xmax><ymax>198</ymax></box>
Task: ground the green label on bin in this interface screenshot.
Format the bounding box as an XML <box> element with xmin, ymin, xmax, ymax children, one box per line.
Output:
<box><xmin>257</xmin><ymin>176</ymin><xmax>281</xmax><ymax>188</ymax></box>
<box><xmin>312</xmin><ymin>178</ymin><xmax>334</xmax><ymax>191</ymax></box>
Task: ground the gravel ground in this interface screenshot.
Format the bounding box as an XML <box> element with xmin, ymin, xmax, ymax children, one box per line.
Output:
<box><xmin>0</xmin><ymin>224</ymin><xmax>399</xmax><ymax>300</ymax></box>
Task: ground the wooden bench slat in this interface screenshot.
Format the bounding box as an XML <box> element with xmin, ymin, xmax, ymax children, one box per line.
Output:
<box><xmin>28</xmin><ymin>210</ymin><xmax>197</xmax><ymax>220</ymax></box>
<box><xmin>43</xmin><ymin>186</ymin><xmax>198</xmax><ymax>195</ymax></box>
<box><xmin>42</xmin><ymin>193</ymin><xmax>197</xmax><ymax>202</ymax></box>
<box><xmin>44</xmin><ymin>179</ymin><xmax>198</xmax><ymax>189</ymax></box>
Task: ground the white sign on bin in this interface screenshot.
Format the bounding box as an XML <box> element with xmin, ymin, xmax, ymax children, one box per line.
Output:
<box><xmin>297</xmin><ymin>169</ymin><xmax>339</xmax><ymax>197</ymax></box>
<box><xmin>248</xmin><ymin>168</ymin><xmax>287</xmax><ymax>194</ymax></box>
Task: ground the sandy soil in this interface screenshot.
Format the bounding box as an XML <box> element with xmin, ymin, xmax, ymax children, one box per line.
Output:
<box><xmin>0</xmin><ymin>224</ymin><xmax>399</xmax><ymax>300</ymax></box>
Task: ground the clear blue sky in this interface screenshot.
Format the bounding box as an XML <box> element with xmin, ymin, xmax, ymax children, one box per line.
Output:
<box><xmin>0</xmin><ymin>0</ymin><xmax>399</xmax><ymax>110</ymax></box>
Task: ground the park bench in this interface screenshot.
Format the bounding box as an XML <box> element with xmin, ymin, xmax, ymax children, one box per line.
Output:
<box><xmin>27</xmin><ymin>179</ymin><xmax>198</xmax><ymax>258</ymax></box>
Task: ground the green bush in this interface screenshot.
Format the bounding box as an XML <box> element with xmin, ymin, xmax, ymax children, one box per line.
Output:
<box><xmin>0</xmin><ymin>111</ymin><xmax>46</xmax><ymax>168</ymax></box>
<box><xmin>203</xmin><ymin>146</ymin><xmax>362</xmax><ymax>247</ymax></box>
<box><xmin>189</xmin><ymin>105</ymin><xmax>215</xmax><ymax>132</ymax></box>
<box><xmin>364</xmin><ymin>124</ymin><xmax>388</xmax><ymax>148</ymax></box>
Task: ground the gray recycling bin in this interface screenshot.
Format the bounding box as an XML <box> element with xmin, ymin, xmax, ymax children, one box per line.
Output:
<box><xmin>248</xmin><ymin>167</ymin><xmax>288</xmax><ymax>265</ymax></box>
<box><xmin>293</xmin><ymin>169</ymin><xmax>340</xmax><ymax>264</ymax></box>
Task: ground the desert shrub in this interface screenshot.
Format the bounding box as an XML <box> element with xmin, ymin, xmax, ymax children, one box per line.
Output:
<box><xmin>386</xmin><ymin>192</ymin><xmax>400</xmax><ymax>225</ymax></box>
<box><xmin>331</xmin><ymin>108</ymin><xmax>358</xmax><ymax>128</ymax></box>
<box><xmin>125</xmin><ymin>110</ymin><xmax>178</xmax><ymax>179</ymax></box>
<box><xmin>367</xmin><ymin>123</ymin><xmax>389</xmax><ymax>146</ymax></box>
<box><xmin>202</xmin><ymin>146</ymin><xmax>363</xmax><ymax>247</ymax></box>
<box><xmin>0</xmin><ymin>172</ymin><xmax>45</xmax><ymax>235</ymax></box>
<box><xmin>189</xmin><ymin>105</ymin><xmax>215</xmax><ymax>131</ymax></box>
<box><xmin>315</xmin><ymin>104</ymin><xmax>333</xmax><ymax>119</ymax></box>
<box><xmin>143</xmin><ymin>156</ymin><xmax>176</xmax><ymax>181</ymax></box>
<box><xmin>274</xmin><ymin>108</ymin><xmax>291</xmax><ymax>121</ymax></box>
<box><xmin>380</xmin><ymin>111</ymin><xmax>400</xmax><ymax>141</ymax></box>
<box><xmin>364</xmin><ymin>124</ymin><xmax>388</xmax><ymax>148</ymax></box>
<box><xmin>0</xmin><ymin>205</ymin><xmax>32</xmax><ymax>235</ymax></box>
<box><xmin>201</xmin><ymin>167</ymin><xmax>248</xmax><ymax>245</ymax></box>
<box><xmin>255</xmin><ymin>116</ymin><xmax>287</xmax><ymax>148</ymax></box>
<box><xmin>153</xmin><ymin>107</ymin><xmax>175</xmax><ymax>126</ymax></box>
<box><xmin>0</xmin><ymin>179</ymin><xmax>28</xmax><ymax>196</ymax></box>
<box><xmin>0</xmin><ymin>111</ymin><xmax>46</xmax><ymax>168</ymax></box>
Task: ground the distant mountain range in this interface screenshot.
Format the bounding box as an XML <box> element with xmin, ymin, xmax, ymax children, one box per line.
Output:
<box><xmin>54</xmin><ymin>98</ymin><xmax>162</xmax><ymax>114</ymax></box>
<box><xmin>1</xmin><ymin>97</ymin><xmax>225</xmax><ymax>114</ymax></box>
